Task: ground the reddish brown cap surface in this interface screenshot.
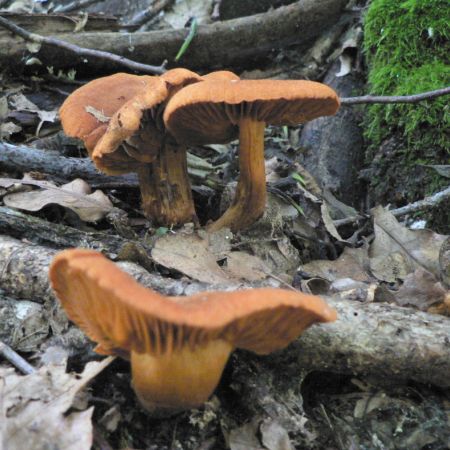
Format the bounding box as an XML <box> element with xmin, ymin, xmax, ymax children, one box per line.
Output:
<box><xmin>50</xmin><ymin>249</ymin><xmax>337</xmax><ymax>358</ymax></box>
<box><xmin>59</xmin><ymin>73</ymin><xmax>154</xmax><ymax>154</ymax></box>
<box><xmin>163</xmin><ymin>79</ymin><xmax>340</xmax><ymax>145</ymax></box>
<box><xmin>92</xmin><ymin>69</ymin><xmax>206</xmax><ymax>174</ymax></box>
<box><xmin>202</xmin><ymin>70</ymin><xmax>240</xmax><ymax>81</ymax></box>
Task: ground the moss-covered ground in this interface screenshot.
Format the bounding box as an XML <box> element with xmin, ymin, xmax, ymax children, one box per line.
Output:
<box><xmin>363</xmin><ymin>0</ymin><xmax>449</xmax><ymax>230</ymax></box>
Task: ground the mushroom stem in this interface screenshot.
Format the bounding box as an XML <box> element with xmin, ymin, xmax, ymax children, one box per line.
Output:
<box><xmin>137</xmin><ymin>139</ymin><xmax>198</xmax><ymax>226</ymax></box>
<box><xmin>131</xmin><ymin>340</ymin><xmax>233</xmax><ymax>417</ymax></box>
<box><xmin>208</xmin><ymin>118</ymin><xmax>266</xmax><ymax>232</ymax></box>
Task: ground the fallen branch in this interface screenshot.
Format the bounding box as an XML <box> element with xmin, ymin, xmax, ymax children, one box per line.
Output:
<box><xmin>273</xmin><ymin>295</ymin><xmax>450</xmax><ymax>388</ymax></box>
<box><xmin>0</xmin><ymin>0</ymin><xmax>348</xmax><ymax>72</ymax></box>
<box><xmin>333</xmin><ymin>185</ymin><xmax>450</xmax><ymax>227</ymax></box>
<box><xmin>340</xmin><ymin>86</ymin><xmax>450</xmax><ymax>105</ymax></box>
<box><xmin>0</xmin><ymin>14</ymin><xmax>166</xmax><ymax>75</ymax></box>
<box><xmin>0</xmin><ymin>206</ymin><xmax>131</xmax><ymax>255</ymax></box>
<box><xmin>0</xmin><ymin>340</ymin><xmax>35</xmax><ymax>375</ymax></box>
<box><xmin>0</xmin><ymin>142</ymin><xmax>137</xmax><ymax>188</ymax></box>
<box><xmin>123</xmin><ymin>0</ymin><xmax>176</xmax><ymax>28</ymax></box>
<box><xmin>0</xmin><ymin>143</ymin><xmax>221</xmax><ymax>189</ymax></box>
<box><xmin>51</xmin><ymin>0</ymin><xmax>105</xmax><ymax>13</ymax></box>
<box><xmin>0</xmin><ymin>235</ymin><xmax>448</xmax><ymax>388</ymax></box>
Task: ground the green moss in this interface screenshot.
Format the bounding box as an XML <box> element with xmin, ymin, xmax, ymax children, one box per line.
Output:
<box><xmin>364</xmin><ymin>0</ymin><xmax>450</xmax><ymax>153</ymax></box>
<box><xmin>362</xmin><ymin>0</ymin><xmax>449</xmax><ymax>230</ymax></box>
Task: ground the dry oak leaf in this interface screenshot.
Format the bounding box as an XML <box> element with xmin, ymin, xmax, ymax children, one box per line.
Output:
<box><xmin>0</xmin><ymin>357</ymin><xmax>113</xmax><ymax>450</ymax></box>
<box><xmin>3</xmin><ymin>178</ymin><xmax>113</xmax><ymax>222</ymax></box>
<box><xmin>369</xmin><ymin>206</ymin><xmax>447</xmax><ymax>282</ymax></box>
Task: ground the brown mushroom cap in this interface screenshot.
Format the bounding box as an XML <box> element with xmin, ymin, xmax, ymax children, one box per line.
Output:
<box><xmin>91</xmin><ymin>69</ymin><xmax>204</xmax><ymax>174</ymax></box>
<box><xmin>163</xmin><ymin>79</ymin><xmax>340</xmax><ymax>145</ymax></box>
<box><xmin>201</xmin><ymin>70</ymin><xmax>240</xmax><ymax>81</ymax></box>
<box><xmin>59</xmin><ymin>73</ymin><xmax>154</xmax><ymax>154</ymax></box>
<box><xmin>50</xmin><ymin>248</ymin><xmax>337</xmax><ymax>357</ymax></box>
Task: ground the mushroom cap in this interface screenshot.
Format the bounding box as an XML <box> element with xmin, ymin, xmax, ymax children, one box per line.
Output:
<box><xmin>92</xmin><ymin>69</ymin><xmax>203</xmax><ymax>175</ymax></box>
<box><xmin>163</xmin><ymin>79</ymin><xmax>340</xmax><ymax>145</ymax></box>
<box><xmin>202</xmin><ymin>70</ymin><xmax>240</xmax><ymax>81</ymax></box>
<box><xmin>59</xmin><ymin>73</ymin><xmax>154</xmax><ymax>154</ymax></box>
<box><xmin>50</xmin><ymin>249</ymin><xmax>337</xmax><ymax>358</ymax></box>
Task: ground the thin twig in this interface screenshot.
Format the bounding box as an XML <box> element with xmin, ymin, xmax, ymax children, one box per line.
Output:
<box><xmin>333</xmin><ymin>185</ymin><xmax>450</xmax><ymax>227</ymax></box>
<box><xmin>340</xmin><ymin>86</ymin><xmax>450</xmax><ymax>105</ymax></box>
<box><xmin>0</xmin><ymin>15</ymin><xmax>166</xmax><ymax>75</ymax></box>
<box><xmin>52</xmin><ymin>0</ymin><xmax>105</xmax><ymax>13</ymax></box>
<box><xmin>0</xmin><ymin>340</ymin><xmax>36</xmax><ymax>375</ymax></box>
<box><xmin>123</xmin><ymin>0</ymin><xmax>175</xmax><ymax>28</ymax></box>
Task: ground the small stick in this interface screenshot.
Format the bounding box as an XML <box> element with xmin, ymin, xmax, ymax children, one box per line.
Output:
<box><xmin>0</xmin><ymin>340</ymin><xmax>35</xmax><ymax>375</ymax></box>
<box><xmin>340</xmin><ymin>86</ymin><xmax>450</xmax><ymax>105</ymax></box>
<box><xmin>333</xmin><ymin>185</ymin><xmax>450</xmax><ymax>227</ymax></box>
<box><xmin>123</xmin><ymin>0</ymin><xmax>175</xmax><ymax>28</ymax></box>
<box><xmin>52</xmin><ymin>0</ymin><xmax>104</xmax><ymax>13</ymax></box>
<box><xmin>0</xmin><ymin>15</ymin><xmax>166</xmax><ymax>75</ymax></box>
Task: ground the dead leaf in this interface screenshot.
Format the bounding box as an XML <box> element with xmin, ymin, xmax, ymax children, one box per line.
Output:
<box><xmin>260</xmin><ymin>419</ymin><xmax>294</xmax><ymax>450</ymax></box>
<box><xmin>395</xmin><ymin>268</ymin><xmax>447</xmax><ymax>311</ymax></box>
<box><xmin>300</xmin><ymin>246</ymin><xmax>372</xmax><ymax>283</ymax></box>
<box><xmin>0</xmin><ymin>357</ymin><xmax>113</xmax><ymax>450</ymax></box>
<box><xmin>225</xmin><ymin>252</ymin><xmax>269</xmax><ymax>282</ymax></box>
<box><xmin>85</xmin><ymin>105</ymin><xmax>110</xmax><ymax>123</ymax></box>
<box><xmin>369</xmin><ymin>206</ymin><xmax>447</xmax><ymax>282</ymax></box>
<box><xmin>152</xmin><ymin>232</ymin><xmax>269</xmax><ymax>284</ymax></box>
<box><xmin>0</xmin><ymin>121</ymin><xmax>22</xmax><ymax>138</ymax></box>
<box><xmin>0</xmin><ymin>96</ymin><xmax>9</xmax><ymax>120</ymax></box>
<box><xmin>26</xmin><ymin>41</ymin><xmax>42</xmax><ymax>53</ymax></box>
<box><xmin>336</xmin><ymin>53</ymin><xmax>353</xmax><ymax>77</ymax></box>
<box><xmin>9</xmin><ymin>93</ymin><xmax>58</xmax><ymax>135</ymax></box>
<box><xmin>3</xmin><ymin>178</ymin><xmax>114</xmax><ymax>222</ymax></box>
<box><xmin>321</xmin><ymin>203</ymin><xmax>347</xmax><ymax>242</ymax></box>
<box><xmin>227</xmin><ymin>420</ymin><xmax>264</xmax><ymax>450</ymax></box>
<box><xmin>152</xmin><ymin>233</ymin><xmax>231</xmax><ymax>284</ymax></box>
<box><xmin>73</xmin><ymin>12</ymin><xmax>89</xmax><ymax>33</ymax></box>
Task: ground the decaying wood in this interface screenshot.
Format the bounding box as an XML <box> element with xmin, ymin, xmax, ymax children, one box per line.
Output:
<box><xmin>0</xmin><ymin>143</ymin><xmax>220</xmax><ymax>189</ymax></box>
<box><xmin>0</xmin><ymin>15</ymin><xmax>166</xmax><ymax>75</ymax></box>
<box><xmin>0</xmin><ymin>11</ymin><xmax>119</xmax><ymax>37</ymax></box>
<box><xmin>271</xmin><ymin>296</ymin><xmax>450</xmax><ymax>388</ymax></box>
<box><xmin>0</xmin><ymin>0</ymin><xmax>348</xmax><ymax>73</ymax></box>
<box><xmin>1</xmin><ymin>235</ymin><xmax>449</xmax><ymax>388</ymax></box>
<box><xmin>0</xmin><ymin>142</ymin><xmax>138</xmax><ymax>188</ymax></box>
<box><xmin>0</xmin><ymin>206</ymin><xmax>131</xmax><ymax>256</ymax></box>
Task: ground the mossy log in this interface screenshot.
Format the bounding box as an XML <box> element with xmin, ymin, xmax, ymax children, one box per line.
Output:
<box><xmin>0</xmin><ymin>0</ymin><xmax>348</xmax><ymax>73</ymax></box>
<box><xmin>0</xmin><ymin>235</ymin><xmax>449</xmax><ymax>388</ymax></box>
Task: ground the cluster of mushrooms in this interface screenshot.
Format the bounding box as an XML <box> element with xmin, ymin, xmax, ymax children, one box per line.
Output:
<box><xmin>50</xmin><ymin>69</ymin><xmax>340</xmax><ymax>417</ymax></box>
<box><xmin>59</xmin><ymin>68</ymin><xmax>340</xmax><ymax>231</ymax></box>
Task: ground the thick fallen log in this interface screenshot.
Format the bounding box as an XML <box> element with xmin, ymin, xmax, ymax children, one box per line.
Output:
<box><xmin>0</xmin><ymin>235</ymin><xmax>448</xmax><ymax>388</ymax></box>
<box><xmin>0</xmin><ymin>0</ymin><xmax>348</xmax><ymax>73</ymax></box>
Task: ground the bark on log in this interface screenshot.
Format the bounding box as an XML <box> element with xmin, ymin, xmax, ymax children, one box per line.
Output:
<box><xmin>0</xmin><ymin>234</ymin><xmax>449</xmax><ymax>388</ymax></box>
<box><xmin>0</xmin><ymin>143</ymin><xmax>219</xmax><ymax>189</ymax></box>
<box><xmin>0</xmin><ymin>0</ymin><xmax>348</xmax><ymax>73</ymax></box>
<box><xmin>0</xmin><ymin>206</ymin><xmax>130</xmax><ymax>255</ymax></box>
<box><xmin>0</xmin><ymin>142</ymin><xmax>138</xmax><ymax>188</ymax></box>
<box><xmin>0</xmin><ymin>12</ymin><xmax>119</xmax><ymax>38</ymax></box>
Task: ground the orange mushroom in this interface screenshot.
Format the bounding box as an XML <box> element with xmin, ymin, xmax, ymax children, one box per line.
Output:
<box><xmin>50</xmin><ymin>248</ymin><xmax>337</xmax><ymax>417</ymax></box>
<box><xmin>59</xmin><ymin>69</ymin><xmax>203</xmax><ymax>226</ymax></box>
<box><xmin>163</xmin><ymin>79</ymin><xmax>340</xmax><ymax>231</ymax></box>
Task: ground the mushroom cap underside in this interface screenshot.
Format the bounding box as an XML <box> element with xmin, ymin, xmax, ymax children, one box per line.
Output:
<box><xmin>163</xmin><ymin>79</ymin><xmax>340</xmax><ymax>145</ymax></box>
<box><xmin>50</xmin><ymin>249</ymin><xmax>337</xmax><ymax>358</ymax></box>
